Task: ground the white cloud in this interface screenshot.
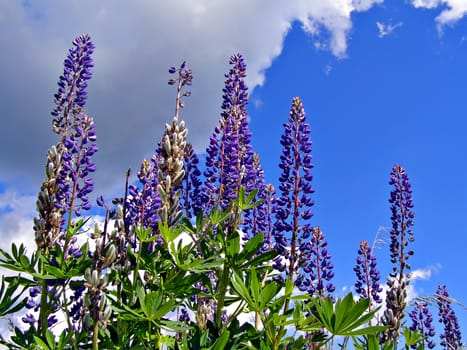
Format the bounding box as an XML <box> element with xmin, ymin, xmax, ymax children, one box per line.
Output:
<box><xmin>411</xmin><ymin>0</ymin><xmax>442</xmax><ymax>8</ymax></box>
<box><xmin>0</xmin><ymin>0</ymin><xmax>384</xmax><ymax>200</ymax></box>
<box><xmin>0</xmin><ymin>191</ymin><xmax>36</xmax><ymax>254</ymax></box>
<box><xmin>410</xmin><ymin>0</ymin><xmax>467</xmax><ymax>28</ymax></box>
<box><xmin>376</xmin><ymin>21</ymin><xmax>403</xmax><ymax>38</ymax></box>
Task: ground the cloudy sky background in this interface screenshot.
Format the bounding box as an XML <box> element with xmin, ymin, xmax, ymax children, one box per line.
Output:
<box><xmin>1</xmin><ymin>0</ymin><xmax>467</xmax><ymax>340</ymax></box>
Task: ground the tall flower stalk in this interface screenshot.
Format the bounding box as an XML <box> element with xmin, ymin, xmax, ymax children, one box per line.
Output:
<box><xmin>381</xmin><ymin>164</ymin><xmax>415</xmax><ymax>344</ymax></box>
<box><xmin>201</xmin><ymin>54</ymin><xmax>259</xmax><ymax>230</ymax></box>
<box><xmin>156</xmin><ymin>62</ymin><xmax>191</xmax><ymax>227</ymax></box>
<box><xmin>354</xmin><ymin>240</ymin><xmax>382</xmax><ymax>313</ymax></box>
<box><xmin>31</xmin><ymin>34</ymin><xmax>97</xmax><ymax>339</ymax></box>
<box><xmin>273</xmin><ymin>97</ymin><xmax>317</xmax><ymax>287</ymax></box>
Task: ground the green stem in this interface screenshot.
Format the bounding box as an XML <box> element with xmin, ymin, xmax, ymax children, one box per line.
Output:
<box><xmin>61</xmin><ymin>283</ymin><xmax>77</xmax><ymax>349</ymax></box>
<box><xmin>215</xmin><ymin>264</ymin><xmax>230</xmax><ymax>329</ymax></box>
<box><xmin>37</xmin><ymin>248</ymin><xmax>49</xmax><ymax>337</ymax></box>
<box><xmin>92</xmin><ymin>316</ymin><xmax>99</xmax><ymax>350</ymax></box>
<box><xmin>131</xmin><ymin>237</ymin><xmax>144</xmax><ymax>304</ymax></box>
<box><xmin>39</xmin><ymin>278</ymin><xmax>49</xmax><ymax>336</ymax></box>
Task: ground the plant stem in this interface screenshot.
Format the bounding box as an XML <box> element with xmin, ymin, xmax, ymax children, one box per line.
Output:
<box><xmin>92</xmin><ymin>316</ymin><xmax>99</xmax><ymax>350</ymax></box>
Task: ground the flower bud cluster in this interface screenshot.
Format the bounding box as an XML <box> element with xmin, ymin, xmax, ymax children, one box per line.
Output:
<box><xmin>354</xmin><ymin>240</ymin><xmax>382</xmax><ymax>306</ymax></box>
<box><xmin>157</xmin><ymin>117</ymin><xmax>187</xmax><ymax>226</ymax></box>
<box><xmin>381</xmin><ymin>278</ymin><xmax>409</xmax><ymax>343</ymax></box>
<box><xmin>83</xmin><ymin>267</ymin><xmax>112</xmax><ymax>328</ymax></box>
<box><xmin>33</xmin><ymin>146</ymin><xmax>64</xmax><ymax>248</ymax></box>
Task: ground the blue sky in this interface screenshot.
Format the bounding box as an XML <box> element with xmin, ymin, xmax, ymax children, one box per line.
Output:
<box><xmin>1</xmin><ymin>0</ymin><xmax>466</xmax><ymax>342</ymax></box>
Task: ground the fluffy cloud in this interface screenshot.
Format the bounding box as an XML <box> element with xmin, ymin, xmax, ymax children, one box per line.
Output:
<box><xmin>0</xmin><ymin>0</ymin><xmax>384</xmax><ymax>200</ymax></box>
<box><xmin>0</xmin><ymin>190</ymin><xmax>36</xmax><ymax>253</ymax></box>
<box><xmin>2</xmin><ymin>0</ymin><xmax>465</xmax><ymax>238</ymax></box>
<box><xmin>411</xmin><ymin>0</ymin><xmax>467</xmax><ymax>27</ymax></box>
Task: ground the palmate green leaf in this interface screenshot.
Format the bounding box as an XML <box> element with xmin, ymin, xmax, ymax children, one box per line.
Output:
<box><xmin>310</xmin><ymin>293</ymin><xmax>387</xmax><ymax>337</ymax></box>
<box><xmin>404</xmin><ymin>327</ymin><xmax>424</xmax><ymax>347</ymax></box>
<box><xmin>235</xmin><ymin>187</ymin><xmax>263</xmax><ymax>211</ymax></box>
<box><xmin>0</xmin><ymin>244</ymin><xmax>38</xmax><ymax>275</ymax></box>
<box><xmin>311</xmin><ymin>295</ymin><xmax>334</xmax><ymax>331</ymax></box>
<box><xmin>334</xmin><ymin>294</ymin><xmax>373</xmax><ymax>333</ymax></box>
<box><xmin>334</xmin><ymin>292</ymin><xmax>356</xmax><ymax>330</ymax></box>
<box><xmin>210</xmin><ymin>209</ymin><xmax>231</xmax><ymax>226</ymax></box>
<box><xmin>144</xmin><ymin>290</ymin><xmax>163</xmax><ymax>320</ymax></box>
<box><xmin>32</xmin><ymin>336</ymin><xmax>50</xmax><ymax>350</ymax></box>
<box><xmin>238</xmin><ymin>232</ymin><xmax>263</xmax><ymax>263</ymax></box>
<box><xmin>42</xmin><ymin>265</ymin><xmax>66</xmax><ymax>279</ymax></box>
<box><xmin>242</xmin><ymin>250</ymin><xmax>278</xmax><ymax>269</ymax></box>
<box><xmin>231</xmin><ymin>270</ymin><xmax>254</xmax><ymax>307</ymax></box>
<box><xmin>159</xmin><ymin>222</ymin><xmax>182</xmax><ymax>244</ymax></box>
<box><xmin>258</xmin><ymin>281</ymin><xmax>279</xmax><ymax>308</ymax></box>
<box><xmin>111</xmin><ymin>303</ymin><xmax>143</xmax><ymax>321</ymax></box>
<box><xmin>226</xmin><ymin>230</ymin><xmax>241</xmax><ymax>258</ymax></box>
<box><xmin>249</xmin><ymin>268</ymin><xmax>260</xmax><ymax>306</ymax></box>
<box><xmin>344</xmin><ymin>325</ymin><xmax>388</xmax><ymax>336</ymax></box>
<box><xmin>0</xmin><ymin>276</ymin><xmax>28</xmax><ymax>316</ymax></box>
<box><xmin>211</xmin><ymin>330</ymin><xmax>230</xmax><ymax>350</ymax></box>
<box><xmin>45</xmin><ymin>330</ymin><xmax>55</xmax><ymax>349</ymax></box>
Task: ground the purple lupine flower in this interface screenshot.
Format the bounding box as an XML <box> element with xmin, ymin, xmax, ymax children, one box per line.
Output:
<box><xmin>179</xmin><ymin>307</ymin><xmax>191</xmax><ymax>323</ymax></box>
<box><xmin>261</xmin><ymin>184</ymin><xmax>276</xmax><ymax>253</ymax></box>
<box><xmin>47</xmin><ymin>314</ymin><xmax>58</xmax><ymax>327</ymax></box>
<box><xmin>273</xmin><ymin>97</ymin><xmax>319</xmax><ymax>293</ymax></box>
<box><xmin>55</xmin><ymin>113</ymin><xmax>98</xmax><ymax>218</ymax></box>
<box><xmin>354</xmin><ymin>240</ymin><xmax>382</xmax><ymax>307</ymax></box>
<box><xmin>242</xmin><ymin>153</ymin><xmax>268</xmax><ymax>241</ymax></box>
<box><xmin>436</xmin><ymin>285</ymin><xmax>463</xmax><ymax>349</ymax></box>
<box><xmin>381</xmin><ymin>164</ymin><xmax>415</xmax><ymax>344</ymax></box>
<box><xmin>67</xmin><ymin>283</ymin><xmax>86</xmax><ymax>331</ymax></box>
<box><xmin>52</xmin><ymin>34</ymin><xmax>95</xmax><ymax>138</ymax></box>
<box><xmin>125</xmin><ymin>158</ymin><xmax>160</xmax><ymax>232</ymax></box>
<box><xmin>181</xmin><ymin>143</ymin><xmax>203</xmax><ymax>218</ymax></box>
<box><xmin>34</xmin><ymin>35</ymin><xmax>96</xmax><ymax>249</ymax></box>
<box><xmin>22</xmin><ymin>314</ymin><xmax>36</xmax><ymax>326</ymax></box>
<box><xmin>388</xmin><ymin>164</ymin><xmax>415</xmax><ymax>272</ymax></box>
<box><xmin>201</xmin><ymin>54</ymin><xmax>259</xmax><ymax>217</ymax></box>
<box><xmin>409</xmin><ymin>301</ymin><xmax>436</xmax><ymax>349</ymax></box>
<box><xmin>296</xmin><ymin>226</ymin><xmax>335</xmax><ymax>296</ymax></box>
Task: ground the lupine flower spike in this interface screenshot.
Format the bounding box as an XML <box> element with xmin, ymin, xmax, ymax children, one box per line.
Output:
<box><xmin>34</xmin><ymin>35</ymin><xmax>97</xmax><ymax>249</ymax></box>
<box><xmin>409</xmin><ymin>301</ymin><xmax>436</xmax><ymax>349</ymax></box>
<box><xmin>181</xmin><ymin>143</ymin><xmax>202</xmax><ymax>219</ymax></box>
<box><xmin>354</xmin><ymin>240</ymin><xmax>383</xmax><ymax>311</ymax></box>
<box><xmin>201</xmin><ymin>54</ymin><xmax>259</xmax><ymax>224</ymax></box>
<box><xmin>436</xmin><ymin>285</ymin><xmax>463</xmax><ymax>349</ymax></box>
<box><xmin>381</xmin><ymin>164</ymin><xmax>415</xmax><ymax>344</ymax></box>
<box><xmin>30</xmin><ymin>34</ymin><xmax>97</xmax><ymax>337</ymax></box>
<box><xmin>273</xmin><ymin>97</ymin><xmax>332</xmax><ymax>297</ymax></box>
